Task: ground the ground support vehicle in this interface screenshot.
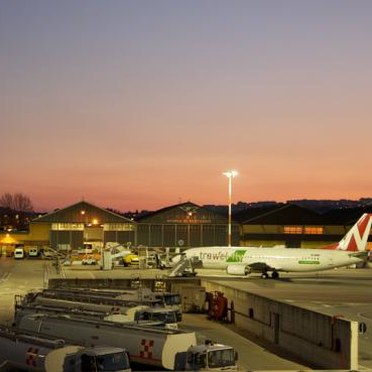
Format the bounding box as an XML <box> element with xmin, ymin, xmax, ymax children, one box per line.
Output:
<box><xmin>16</xmin><ymin>291</ymin><xmax>179</xmax><ymax>328</ymax></box>
<box><xmin>40</xmin><ymin>286</ymin><xmax>183</xmax><ymax>320</ymax></box>
<box><xmin>0</xmin><ymin>324</ymin><xmax>130</xmax><ymax>371</ymax></box>
<box><xmin>81</xmin><ymin>255</ymin><xmax>97</xmax><ymax>265</ymax></box>
<box><xmin>180</xmin><ymin>340</ymin><xmax>238</xmax><ymax>371</ymax></box>
<box><xmin>122</xmin><ymin>253</ymin><xmax>139</xmax><ymax>267</ymax></box>
<box><xmin>22</xmin><ymin>287</ymin><xmax>183</xmax><ymax>321</ymax></box>
<box><xmin>15</xmin><ymin>297</ymin><xmax>179</xmax><ymax>329</ymax></box>
<box><xmin>28</xmin><ymin>247</ymin><xmax>40</xmax><ymax>257</ymax></box>
<box><xmin>17</xmin><ymin>313</ymin><xmax>237</xmax><ymax>370</ymax></box>
<box><xmin>14</xmin><ymin>247</ymin><xmax>25</xmax><ymax>259</ymax></box>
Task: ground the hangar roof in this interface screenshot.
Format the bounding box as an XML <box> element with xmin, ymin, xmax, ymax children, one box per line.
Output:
<box><xmin>320</xmin><ymin>206</ymin><xmax>372</xmax><ymax>225</ymax></box>
<box><xmin>136</xmin><ymin>201</ymin><xmax>229</xmax><ymax>224</ymax></box>
<box><xmin>235</xmin><ymin>203</ymin><xmax>322</xmax><ymax>225</ymax></box>
<box><xmin>31</xmin><ymin>201</ymin><xmax>134</xmax><ymax>224</ymax></box>
<box><xmin>235</xmin><ymin>202</ymin><xmax>372</xmax><ymax>227</ymax></box>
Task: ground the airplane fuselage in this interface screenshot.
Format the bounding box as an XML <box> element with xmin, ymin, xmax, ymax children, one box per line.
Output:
<box><xmin>184</xmin><ymin>246</ymin><xmax>364</xmax><ymax>273</ymax></box>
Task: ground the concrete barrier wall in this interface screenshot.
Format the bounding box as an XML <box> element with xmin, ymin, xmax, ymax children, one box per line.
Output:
<box><xmin>201</xmin><ymin>280</ymin><xmax>358</xmax><ymax>370</ymax></box>
<box><xmin>48</xmin><ymin>277</ymin><xmax>199</xmax><ymax>291</ymax></box>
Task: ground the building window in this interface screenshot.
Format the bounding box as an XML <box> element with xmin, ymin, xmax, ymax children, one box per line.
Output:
<box><xmin>52</xmin><ymin>223</ymin><xmax>84</xmax><ymax>231</ymax></box>
<box><xmin>304</xmin><ymin>226</ymin><xmax>324</xmax><ymax>235</ymax></box>
<box><xmin>283</xmin><ymin>226</ymin><xmax>303</xmax><ymax>234</ymax></box>
<box><xmin>104</xmin><ymin>223</ymin><xmax>135</xmax><ymax>231</ymax></box>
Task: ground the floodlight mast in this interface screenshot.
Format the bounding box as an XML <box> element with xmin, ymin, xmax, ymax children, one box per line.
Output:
<box><xmin>223</xmin><ymin>170</ymin><xmax>238</xmax><ymax>247</ymax></box>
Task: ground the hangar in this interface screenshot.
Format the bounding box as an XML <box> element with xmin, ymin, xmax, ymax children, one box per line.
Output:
<box><xmin>30</xmin><ymin>201</ymin><xmax>136</xmax><ymax>250</ymax></box>
<box><xmin>136</xmin><ymin>201</ymin><xmax>240</xmax><ymax>248</ymax></box>
<box><xmin>1</xmin><ymin>200</ymin><xmax>370</xmax><ymax>253</ymax></box>
<box><xmin>10</xmin><ymin>201</ymin><xmax>239</xmax><ymax>251</ymax></box>
<box><xmin>237</xmin><ymin>203</ymin><xmax>372</xmax><ymax>249</ymax></box>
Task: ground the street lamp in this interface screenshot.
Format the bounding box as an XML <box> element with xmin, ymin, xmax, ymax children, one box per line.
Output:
<box><xmin>223</xmin><ymin>170</ymin><xmax>238</xmax><ymax>247</ymax></box>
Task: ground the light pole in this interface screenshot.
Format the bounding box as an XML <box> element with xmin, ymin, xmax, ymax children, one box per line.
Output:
<box><xmin>223</xmin><ymin>170</ymin><xmax>238</xmax><ymax>247</ymax></box>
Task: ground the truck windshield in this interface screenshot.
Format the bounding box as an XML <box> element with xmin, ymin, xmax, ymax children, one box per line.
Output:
<box><xmin>149</xmin><ymin>311</ymin><xmax>177</xmax><ymax>324</ymax></box>
<box><xmin>95</xmin><ymin>351</ymin><xmax>130</xmax><ymax>371</ymax></box>
<box><xmin>136</xmin><ymin>310</ymin><xmax>177</xmax><ymax>324</ymax></box>
<box><xmin>207</xmin><ymin>349</ymin><xmax>236</xmax><ymax>369</ymax></box>
<box><xmin>161</xmin><ymin>294</ymin><xmax>181</xmax><ymax>306</ymax></box>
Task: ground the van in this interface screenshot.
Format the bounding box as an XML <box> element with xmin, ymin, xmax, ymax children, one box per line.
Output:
<box><xmin>28</xmin><ymin>247</ymin><xmax>39</xmax><ymax>257</ymax></box>
<box><xmin>14</xmin><ymin>248</ymin><xmax>25</xmax><ymax>259</ymax></box>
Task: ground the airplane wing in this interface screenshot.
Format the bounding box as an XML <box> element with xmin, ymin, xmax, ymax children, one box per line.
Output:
<box><xmin>247</xmin><ymin>262</ymin><xmax>282</xmax><ymax>272</ymax></box>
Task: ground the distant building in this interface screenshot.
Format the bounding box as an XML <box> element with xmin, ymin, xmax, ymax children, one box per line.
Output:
<box><xmin>0</xmin><ymin>200</ymin><xmax>371</xmax><ymax>253</ymax></box>
<box><xmin>236</xmin><ymin>203</ymin><xmax>372</xmax><ymax>249</ymax></box>
<box><xmin>28</xmin><ymin>201</ymin><xmax>136</xmax><ymax>251</ymax></box>
<box><xmin>135</xmin><ymin>201</ymin><xmax>239</xmax><ymax>248</ymax></box>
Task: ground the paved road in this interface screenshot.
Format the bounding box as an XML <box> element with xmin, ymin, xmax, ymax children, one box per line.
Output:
<box><xmin>0</xmin><ymin>257</ymin><xmax>48</xmax><ymax>325</ymax></box>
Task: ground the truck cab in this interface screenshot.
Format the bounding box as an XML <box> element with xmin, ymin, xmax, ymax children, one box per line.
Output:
<box><xmin>46</xmin><ymin>346</ymin><xmax>131</xmax><ymax>372</ymax></box>
<box><xmin>185</xmin><ymin>341</ymin><xmax>238</xmax><ymax>371</ymax></box>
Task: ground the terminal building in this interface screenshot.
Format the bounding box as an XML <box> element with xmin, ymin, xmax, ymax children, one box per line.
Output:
<box><xmin>0</xmin><ymin>200</ymin><xmax>371</xmax><ymax>253</ymax></box>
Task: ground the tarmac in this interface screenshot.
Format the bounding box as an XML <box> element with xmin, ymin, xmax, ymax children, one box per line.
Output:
<box><xmin>55</xmin><ymin>264</ymin><xmax>311</xmax><ymax>371</ymax></box>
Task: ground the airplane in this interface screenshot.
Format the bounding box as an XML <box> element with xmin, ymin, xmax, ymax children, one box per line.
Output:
<box><xmin>169</xmin><ymin>213</ymin><xmax>372</xmax><ymax>279</ymax></box>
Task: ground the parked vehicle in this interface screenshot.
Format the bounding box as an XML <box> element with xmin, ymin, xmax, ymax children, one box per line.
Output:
<box><xmin>17</xmin><ymin>313</ymin><xmax>237</xmax><ymax>370</ymax></box>
<box><xmin>28</xmin><ymin>246</ymin><xmax>40</xmax><ymax>257</ymax></box>
<box><xmin>123</xmin><ymin>253</ymin><xmax>139</xmax><ymax>267</ymax></box>
<box><xmin>0</xmin><ymin>324</ymin><xmax>130</xmax><ymax>372</ymax></box>
<box><xmin>14</xmin><ymin>247</ymin><xmax>24</xmax><ymax>259</ymax></box>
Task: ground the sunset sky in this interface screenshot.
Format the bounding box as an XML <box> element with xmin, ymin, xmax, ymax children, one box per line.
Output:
<box><xmin>1</xmin><ymin>1</ymin><xmax>371</xmax><ymax>212</ymax></box>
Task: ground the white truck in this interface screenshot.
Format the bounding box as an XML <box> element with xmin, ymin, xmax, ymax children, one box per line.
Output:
<box><xmin>37</xmin><ymin>286</ymin><xmax>183</xmax><ymax>321</ymax></box>
<box><xmin>15</xmin><ymin>300</ymin><xmax>179</xmax><ymax>329</ymax></box>
<box><xmin>15</xmin><ymin>293</ymin><xmax>179</xmax><ymax>329</ymax></box>
<box><xmin>17</xmin><ymin>313</ymin><xmax>237</xmax><ymax>370</ymax></box>
<box><xmin>0</xmin><ymin>325</ymin><xmax>130</xmax><ymax>372</ymax></box>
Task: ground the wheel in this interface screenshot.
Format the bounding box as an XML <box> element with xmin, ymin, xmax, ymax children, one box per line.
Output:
<box><xmin>261</xmin><ymin>272</ymin><xmax>269</xmax><ymax>279</ymax></box>
<box><xmin>271</xmin><ymin>271</ymin><xmax>279</xmax><ymax>279</ymax></box>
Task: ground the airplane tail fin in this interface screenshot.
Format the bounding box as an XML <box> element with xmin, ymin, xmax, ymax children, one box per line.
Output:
<box><xmin>324</xmin><ymin>213</ymin><xmax>372</xmax><ymax>252</ymax></box>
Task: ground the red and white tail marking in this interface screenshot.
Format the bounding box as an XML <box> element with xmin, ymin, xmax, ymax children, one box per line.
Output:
<box><xmin>334</xmin><ymin>213</ymin><xmax>372</xmax><ymax>252</ymax></box>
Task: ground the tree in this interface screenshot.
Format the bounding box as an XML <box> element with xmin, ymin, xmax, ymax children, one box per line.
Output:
<box><xmin>0</xmin><ymin>192</ymin><xmax>33</xmax><ymax>212</ymax></box>
<box><xmin>0</xmin><ymin>192</ymin><xmax>34</xmax><ymax>230</ymax></box>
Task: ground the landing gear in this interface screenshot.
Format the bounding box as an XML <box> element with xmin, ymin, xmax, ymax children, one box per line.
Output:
<box><xmin>261</xmin><ymin>270</ymin><xmax>279</xmax><ymax>279</ymax></box>
<box><xmin>271</xmin><ymin>270</ymin><xmax>279</xmax><ymax>279</ymax></box>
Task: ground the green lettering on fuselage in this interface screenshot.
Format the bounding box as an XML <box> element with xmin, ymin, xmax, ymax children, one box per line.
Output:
<box><xmin>226</xmin><ymin>249</ymin><xmax>246</xmax><ymax>263</ymax></box>
<box><xmin>198</xmin><ymin>249</ymin><xmax>247</xmax><ymax>263</ymax></box>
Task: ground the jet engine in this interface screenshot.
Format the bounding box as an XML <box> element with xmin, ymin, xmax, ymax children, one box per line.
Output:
<box><xmin>226</xmin><ymin>265</ymin><xmax>251</xmax><ymax>276</ymax></box>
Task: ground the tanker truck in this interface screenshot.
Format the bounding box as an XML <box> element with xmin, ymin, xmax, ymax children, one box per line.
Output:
<box><xmin>15</xmin><ymin>295</ymin><xmax>179</xmax><ymax>328</ymax></box>
<box><xmin>39</xmin><ymin>287</ymin><xmax>182</xmax><ymax>318</ymax></box>
<box><xmin>17</xmin><ymin>313</ymin><xmax>238</xmax><ymax>370</ymax></box>
<box><xmin>23</xmin><ymin>288</ymin><xmax>164</xmax><ymax>309</ymax></box>
<box><xmin>0</xmin><ymin>325</ymin><xmax>130</xmax><ymax>372</ymax></box>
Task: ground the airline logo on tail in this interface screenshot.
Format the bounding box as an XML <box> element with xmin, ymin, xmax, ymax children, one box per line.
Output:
<box><xmin>334</xmin><ymin>213</ymin><xmax>372</xmax><ymax>252</ymax></box>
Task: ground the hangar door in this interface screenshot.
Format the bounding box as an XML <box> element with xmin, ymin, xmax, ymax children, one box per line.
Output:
<box><xmin>50</xmin><ymin>223</ymin><xmax>84</xmax><ymax>251</ymax></box>
<box><xmin>50</xmin><ymin>230</ymin><xmax>84</xmax><ymax>250</ymax></box>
